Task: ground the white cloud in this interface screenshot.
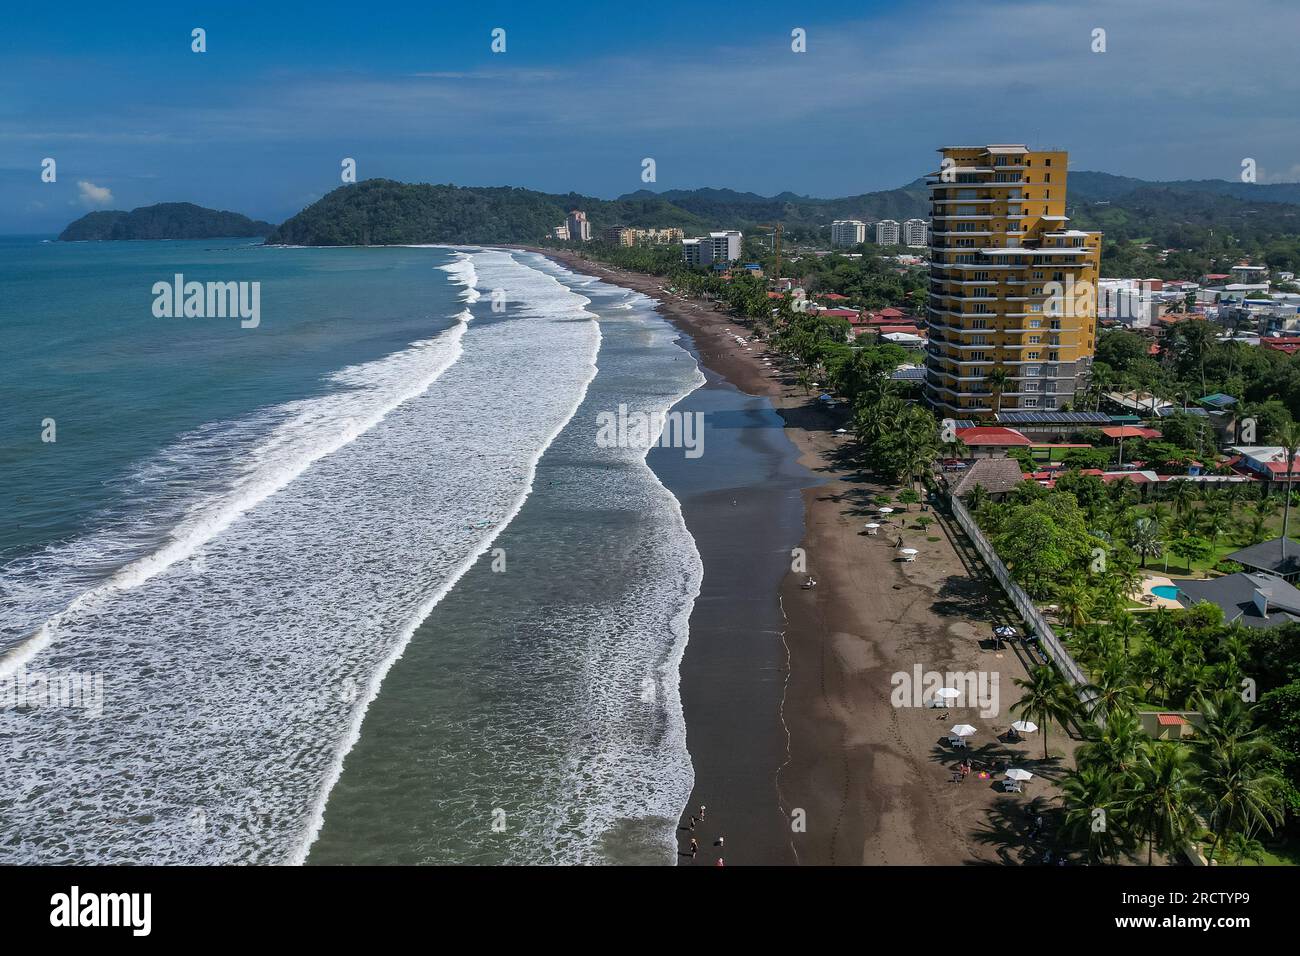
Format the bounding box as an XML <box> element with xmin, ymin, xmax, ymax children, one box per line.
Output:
<box><xmin>76</xmin><ymin>180</ymin><xmax>114</xmax><ymax>207</ymax></box>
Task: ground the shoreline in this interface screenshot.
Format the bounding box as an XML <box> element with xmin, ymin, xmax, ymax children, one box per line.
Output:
<box><xmin>525</xmin><ymin>246</ymin><xmax>1060</xmax><ymax>866</ymax></box>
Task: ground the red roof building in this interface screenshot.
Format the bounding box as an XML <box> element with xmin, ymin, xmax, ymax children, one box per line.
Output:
<box><xmin>956</xmin><ymin>427</ymin><xmax>1033</xmax><ymax>457</ymax></box>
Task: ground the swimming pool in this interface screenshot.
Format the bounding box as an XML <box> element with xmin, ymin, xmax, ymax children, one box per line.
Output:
<box><xmin>1152</xmin><ymin>584</ymin><xmax>1180</xmax><ymax>600</ymax></box>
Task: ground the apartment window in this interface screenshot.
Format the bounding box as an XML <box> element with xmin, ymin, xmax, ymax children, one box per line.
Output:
<box><xmin>1045</xmin><ymin>174</ymin><xmax>1052</xmax><ymax>183</ymax></box>
<box><xmin>1024</xmin><ymin>398</ymin><xmax>1039</xmax><ymax>408</ymax></box>
<box><xmin>1027</xmin><ymin>352</ymin><xmax>1040</xmax><ymax>360</ymax></box>
<box><xmin>1028</xmin><ymin>335</ymin><xmax>1041</xmax><ymax>344</ymax></box>
<box><xmin>1029</xmin><ymin>319</ymin><xmax>1042</xmax><ymax>328</ymax></box>
<box><xmin>1050</xmin><ymin>320</ymin><xmax>1061</xmax><ymax>330</ymax></box>
<box><xmin>970</xmin><ymin>319</ymin><xmax>988</xmax><ymax>329</ymax></box>
<box><xmin>1023</xmin><ymin>382</ymin><xmax>1039</xmax><ymax>392</ymax></box>
<box><xmin>1049</xmin><ymin>352</ymin><xmax>1060</xmax><ymax>361</ymax></box>
<box><xmin>1025</xmin><ymin>365</ymin><xmax>1041</xmax><ymax>376</ymax></box>
<box><xmin>973</xmin><ymin>271</ymin><xmax>989</xmax><ymax>281</ymax></box>
<box><xmin>1033</xmin><ymin>271</ymin><xmax>1044</xmax><ymax>279</ymax></box>
<box><xmin>1045</xmin><ymin>158</ymin><xmax>1052</xmax><ymax>167</ymax></box>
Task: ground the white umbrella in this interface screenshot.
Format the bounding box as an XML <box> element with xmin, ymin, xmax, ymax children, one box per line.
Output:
<box><xmin>835</xmin><ymin>428</ymin><xmax>848</xmax><ymax>434</ymax></box>
<box><xmin>899</xmin><ymin>548</ymin><xmax>918</xmax><ymax>556</ymax></box>
<box><xmin>935</xmin><ymin>688</ymin><xmax>960</xmax><ymax>700</ymax></box>
<box><xmin>877</xmin><ymin>507</ymin><xmax>894</xmax><ymax>515</ymax></box>
<box><xmin>1010</xmin><ymin>720</ymin><xmax>1038</xmax><ymax>734</ymax></box>
<box><xmin>1005</xmin><ymin>768</ymin><xmax>1033</xmax><ymax>781</ymax></box>
<box><xmin>864</xmin><ymin>522</ymin><xmax>881</xmax><ymax>530</ymax></box>
<box><xmin>950</xmin><ymin>724</ymin><xmax>977</xmax><ymax>737</ymax></box>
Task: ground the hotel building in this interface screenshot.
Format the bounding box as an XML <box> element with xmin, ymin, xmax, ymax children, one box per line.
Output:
<box><xmin>924</xmin><ymin>145</ymin><xmax>1102</xmax><ymax>416</ymax></box>
<box><xmin>682</xmin><ymin>230</ymin><xmax>743</xmax><ymax>267</ymax></box>
<box><xmin>565</xmin><ymin>209</ymin><xmax>591</xmax><ymax>242</ymax></box>
<box><xmin>602</xmin><ymin>226</ymin><xmax>635</xmax><ymax>246</ymax></box>
<box><xmin>874</xmin><ymin>219</ymin><xmax>901</xmax><ymax>245</ymax></box>
<box><xmin>903</xmin><ymin>218</ymin><xmax>929</xmax><ymax>249</ymax></box>
<box><xmin>831</xmin><ymin>219</ymin><xmax>867</xmax><ymax>248</ymax></box>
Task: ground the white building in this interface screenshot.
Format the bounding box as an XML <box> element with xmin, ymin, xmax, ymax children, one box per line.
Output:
<box><xmin>831</xmin><ymin>219</ymin><xmax>866</xmax><ymax>248</ymax></box>
<box><xmin>709</xmin><ymin>230</ymin><xmax>742</xmax><ymax>263</ymax></box>
<box><xmin>565</xmin><ymin>209</ymin><xmax>591</xmax><ymax>242</ymax></box>
<box><xmin>902</xmin><ymin>218</ymin><xmax>929</xmax><ymax>248</ymax></box>
<box><xmin>874</xmin><ymin>219</ymin><xmax>901</xmax><ymax>245</ymax></box>
<box><xmin>1098</xmin><ymin>278</ymin><xmax>1163</xmax><ymax>328</ymax></box>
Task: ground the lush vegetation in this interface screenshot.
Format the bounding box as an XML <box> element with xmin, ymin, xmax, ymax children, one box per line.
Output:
<box><xmin>59</xmin><ymin>203</ymin><xmax>274</xmax><ymax>241</ymax></box>
<box><xmin>1089</xmin><ymin>322</ymin><xmax>1300</xmax><ymax>432</ymax></box>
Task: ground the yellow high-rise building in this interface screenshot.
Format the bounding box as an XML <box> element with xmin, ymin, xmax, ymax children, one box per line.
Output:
<box><xmin>924</xmin><ymin>145</ymin><xmax>1101</xmax><ymax>418</ymax></box>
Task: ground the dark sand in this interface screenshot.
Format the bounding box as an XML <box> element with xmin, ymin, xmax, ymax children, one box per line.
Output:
<box><xmin>526</xmin><ymin>247</ymin><xmax>1066</xmax><ymax>866</ymax></box>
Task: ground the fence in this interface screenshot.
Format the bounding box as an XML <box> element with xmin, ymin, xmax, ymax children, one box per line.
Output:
<box><xmin>949</xmin><ymin>495</ymin><xmax>1091</xmax><ymax>691</ymax></box>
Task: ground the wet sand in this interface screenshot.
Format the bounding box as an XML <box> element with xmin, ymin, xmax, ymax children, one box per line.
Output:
<box><xmin>527</xmin><ymin>247</ymin><xmax>1064</xmax><ymax>866</ymax></box>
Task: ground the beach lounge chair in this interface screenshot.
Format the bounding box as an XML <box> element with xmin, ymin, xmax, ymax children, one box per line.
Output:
<box><xmin>1003</xmin><ymin>780</ymin><xmax>1022</xmax><ymax>793</ymax></box>
<box><xmin>947</xmin><ymin>736</ymin><xmax>968</xmax><ymax>749</ymax></box>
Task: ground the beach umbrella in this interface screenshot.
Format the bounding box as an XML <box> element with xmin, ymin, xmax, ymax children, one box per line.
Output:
<box><xmin>835</xmin><ymin>428</ymin><xmax>848</xmax><ymax>434</ymax></box>
<box><xmin>899</xmin><ymin>548</ymin><xmax>918</xmax><ymax>556</ymax></box>
<box><xmin>1010</xmin><ymin>720</ymin><xmax>1038</xmax><ymax>734</ymax></box>
<box><xmin>935</xmin><ymin>688</ymin><xmax>960</xmax><ymax>700</ymax></box>
<box><xmin>864</xmin><ymin>522</ymin><xmax>881</xmax><ymax>531</ymax></box>
<box><xmin>950</xmin><ymin>724</ymin><xmax>977</xmax><ymax>738</ymax></box>
<box><xmin>877</xmin><ymin>507</ymin><xmax>894</xmax><ymax>515</ymax></box>
<box><xmin>1005</xmin><ymin>768</ymin><xmax>1033</xmax><ymax>781</ymax></box>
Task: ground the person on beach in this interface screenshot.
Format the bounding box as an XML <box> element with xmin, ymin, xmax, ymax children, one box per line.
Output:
<box><xmin>689</xmin><ymin>838</ymin><xmax>698</xmax><ymax>859</ymax></box>
<box><xmin>699</xmin><ymin>805</ymin><xmax>706</xmax><ymax>821</ymax></box>
<box><xmin>715</xmin><ymin>836</ymin><xmax>724</xmax><ymax>848</ymax></box>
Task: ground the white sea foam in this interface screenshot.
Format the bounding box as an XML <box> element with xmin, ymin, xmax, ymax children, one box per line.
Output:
<box><xmin>0</xmin><ymin>249</ymin><xmax>602</xmax><ymax>863</ymax></box>
<box><xmin>0</xmin><ymin>248</ymin><xmax>704</xmax><ymax>866</ymax></box>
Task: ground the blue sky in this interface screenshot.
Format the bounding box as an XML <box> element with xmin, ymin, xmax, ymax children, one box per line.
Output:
<box><xmin>4</xmin><ymin>0</ymin><xmax>1300</xmax><ymax>233</ymax></box>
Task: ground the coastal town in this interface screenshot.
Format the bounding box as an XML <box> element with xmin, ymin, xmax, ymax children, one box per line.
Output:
<box><xmin>548</xmin><ymin>143</ymin><xmax>1300</xmax><ymax>868</ymax></box>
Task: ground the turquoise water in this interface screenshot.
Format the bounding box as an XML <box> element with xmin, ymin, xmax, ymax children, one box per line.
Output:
<box><xmin>1152</xmin><ymin>584</ymin><xmax>1180</xmax><ymax>600</ymax></box>
<box><xmin>0</xmin><ymin>240</ymin><xmax>706</xmax><ymax>864</ymax></box>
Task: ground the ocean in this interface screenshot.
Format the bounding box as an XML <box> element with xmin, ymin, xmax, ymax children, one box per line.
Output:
<box><xmin>0</xmin><ymin>238</ymin><xmax>706</xmax><ymax>864</ymax></box>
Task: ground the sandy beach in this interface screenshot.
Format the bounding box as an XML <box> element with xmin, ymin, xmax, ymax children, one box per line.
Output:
<box><xmin>528</xmin><ymin>247</ymin><xmax>1067</xmax><ymax>866</ymax></box>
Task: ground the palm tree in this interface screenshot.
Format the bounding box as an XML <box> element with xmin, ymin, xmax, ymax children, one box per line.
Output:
<box><xmin>984</xmin><ymin>368</ymin><xmax>1011</xmax><ymax>419</ymax></box>
<box><xmin>1077</xmin><ymin>708</ymin><xmax>1147</xmax><ymax>778</ymax></box>
<box><xmin>1112</xmin><ymin>611</ymin><xmax>1144</xmax><ymax>657</ymax></box>
<box><xmin>1124</xmin><ymin>742</ymin><xmax>1201</xmax><ymax>866</ymax></box>
<box><xmin>1061</xmin><ymin>766</ymin><xmax>1128</xmax><ymax>864</ymax></box>
<box><xmin>1270</xmin><ymin>422</ymin><xmax>1300</xmax><ymax>562</ymax></box>
<box><xmin>1054</xmin><ymin>579</ymin><xmax>1094</xmax><ymax>633</ymax></box>
<box><xmin>1129</xmin><ymin>516</ymin><xmax>1163</xmax><ymax>569</ymax></box>
<box><xmin>1012</xmin><ymin>664</ymin><xmax>1079</xmax><ymax>761</ymax></box>
<box><xmin>1196</xmin><ymin>738</ymin><xmax>1284</xmax><ymax>865</ymax></box>
<box><xmin>1085</xmin><ymin>659</ymin><xmax>1139</xmax><ymax>722</ymax></box>
<box><xmin>1169</xmin><ymin>479</ymin><xmax>1198</xmax><ymax>517</ymax></box>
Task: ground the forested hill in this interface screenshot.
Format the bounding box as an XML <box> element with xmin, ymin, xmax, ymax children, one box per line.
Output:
<box><xmin>263</xmin><ymin>175</ymin><xmax>1300</xmax><ymax>261</ymax></box>
<box><xmin>58</xmin><ymin>202</ymin><xmax>274</xmax><ymax>241</ymax></box>
<box><xmin>264</xmin><ymin>180</ymin><xmax>712</xmax><ymax>245</ymax></box>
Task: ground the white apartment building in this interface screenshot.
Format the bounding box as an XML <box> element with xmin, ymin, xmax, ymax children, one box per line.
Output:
<box><xmin>874</xmin><ymin>219</ymin><xmax>901</xmax><ymax>245</ymax></box>
<box><xmin>903</xmin><ymin>218</ymin><xmax>929</xmax><ymax>248</ymax></box>
<box><xmin>1098</xmin><ymin>278</ymin><xmax>1163</xmax><ymax>328</ymax></box>
<box><xmin>831</xmin><ymin>219</ymin><xmax>866</xmax><ymax>248</ymax></box>
<box><xmin>565</xmin><ymin>209</ymin><xmax>591</xmax><ymax>242</ymax></box>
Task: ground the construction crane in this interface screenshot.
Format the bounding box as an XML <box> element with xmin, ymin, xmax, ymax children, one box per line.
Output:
<box><xmin>756</xmin><ymin>223</ymin><xmax>782</xmax><ymax>282</ymax></box>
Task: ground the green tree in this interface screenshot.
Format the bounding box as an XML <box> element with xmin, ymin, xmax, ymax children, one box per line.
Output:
<box><xmin>1012</xmin><ymin>664</ymin><xmax>1079</xmax><ymax>761</ymax></box>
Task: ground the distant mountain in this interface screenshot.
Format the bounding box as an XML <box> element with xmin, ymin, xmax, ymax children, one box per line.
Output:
<box><xmin>262</xmin><ymin>173</ymin><xmax>1300</xmax><ymax>249</ymax></box>
<box><xmin>618</xmin><ymin>180</ymin><xmax>931</xmax><ymax>230</ymax></box>
<box><xmin>265</xmin><ymin>180</ymin><xmax>713</xmax><ymax>246</ymax></box>
<box><xmin>58</xmin><ymin>202</ymin><xmax>275</xmax><ymax>241</ymax></box>
<box><xmin>1069</xmin><ymin>171</ymin><xmax>1300</xmax><ymax>207</ymax></box>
